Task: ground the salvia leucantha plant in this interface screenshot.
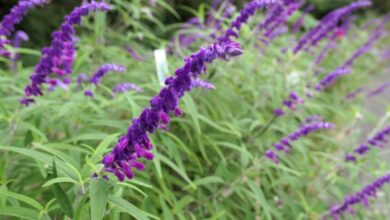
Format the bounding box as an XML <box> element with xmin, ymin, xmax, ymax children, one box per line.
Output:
<box><xmin>0</xmin><ymin>0</ymin><xmax>389</xmax><ymax>219</ymax></box>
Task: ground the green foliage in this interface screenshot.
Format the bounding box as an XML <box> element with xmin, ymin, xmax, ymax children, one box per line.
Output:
<box><xmin>0</xmin><ymin>1</ymin><xmax>389</xmax><ymax>220</ymax></box>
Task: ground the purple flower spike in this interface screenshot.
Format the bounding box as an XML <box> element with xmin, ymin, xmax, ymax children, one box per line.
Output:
<box><xmin>346</xmin><ymin>126</ymin><xmax>390</xmax><ymax>161</ymax></box>
<box><xmin>368</xmin><ymin>81</ymin><xmax>390</xmax><ymax>97</ymax></box>
<box><xmin>293</xmin><ymin>1</ymin><xmax>371</xmax><ymax>54</ymax></box>
<box><xmin>265</xmin><ymin>119</ymin><xmax>335</xmax><ymax>163</ymax></box>
<box><xmin>222</xmin><ymin>0</ymin><xmax>281</xmax><ymax>41</ymax></box>
<box><xmin>0</xmin><ymin>0</ymin><xmax>47</xmax><ymax>57</ymax></box>
<box><xmin>89</xmin><ymin>64</ymin><xmax>127</xmax><ymax>85</ymax></box>
<box><xmin>330</xmin><ymin>172</ymin><xmax>390</xmax><ymax>219</ymax></box>
<box><xmin>113</xmin><ymin>83</ymin><xmax>143</xmax><ymax>93</ymax></box>
<box><xmin>102</xmin><ymin>39</ymin><xmax>244</xmax><ymax>181</ymax></box>
<box><xmin>314</xmin><ymin>68</ymin><xmax>351</xmax><ymax>91</ymax></box>
<box><xmin>21</xmin><ymin>1</ymin><xmax>111</xmax><ymax>105</ymax></box>
<box><xmin>191</xmin><ymin>79</ymin><xmax>216</xmax><ymax>90</ymax></box>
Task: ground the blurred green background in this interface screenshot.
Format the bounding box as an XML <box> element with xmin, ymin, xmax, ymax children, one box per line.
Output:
<box><xmin>1</xmin><ymin>0</ymin><xmax>389</xmax><ymax>49</ymax></box>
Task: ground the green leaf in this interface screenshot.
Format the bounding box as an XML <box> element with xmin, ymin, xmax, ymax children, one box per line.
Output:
<box><xmin>42</xmin><ymin>177</ymin><xmax>79</xmax><ymax>187</ymax></box>
<box><xmin>108</xmin><ymin>196</ymin><xmax>149</xmax><ymax>220</ymax></box>
<box><xmin>0</xmin><ymin>206</ymin><xmax>41</xmax><ymax>220</ymax></box>
<box><xmin>89</xmin><ymin>178</ymin><xmax>109</xmax><ymax>220</ymax></box>
<box><xmin>0</xmin><ymin>146</ymin><xmax>78</xmax><ymax>180</ymax></box>
<box><xmin>51</xmin><ymin>160</ymin><xmax>74</xmax><ymax>218</ymax></box>
<box><xmin>0</xmin><ymin>189</ymin><xmax>43</xmax><ymax>211</ymax></box>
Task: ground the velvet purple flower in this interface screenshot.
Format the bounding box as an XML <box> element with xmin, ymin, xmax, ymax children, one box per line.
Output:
<box><xmin>265</xmin><ymin>119</ymin><xmax>335</xmax><ymax>163</ymax></box>
<box><xmin>330</xmin><ymin>172</ymin><xmax>390</xmax><ymax>219</ymax></box>
<box><xmin>22</xmin><ymin>1</ymin><xmax>111</xmax><ymax>106</ymax></box>
<box><xmin>89</xmin><ymin>64</ymin><xmax>127</xmax><ymax>85</ymax></box>
<box><xmin>293</xmin><ymin>0</ymin><xmax>371</xmax><ymax>54</ymax></box>
<box><xmin>0</xmin><ymin>0</ymin><xmax>47</xmax><ymax>57</ymax></box>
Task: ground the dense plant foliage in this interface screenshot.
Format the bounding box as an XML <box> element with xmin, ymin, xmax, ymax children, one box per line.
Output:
<box><xmin>0</xmin><ymin>0</ymin><xmax>389</xmax><ymax>219</ymax></box>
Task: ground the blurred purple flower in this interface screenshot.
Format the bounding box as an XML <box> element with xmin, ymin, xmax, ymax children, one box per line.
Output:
<box><xmin>330</xmin><ymin>172</ymin><xmax>390</xmax><ymax>219</ymax></box>
<box><xmin>125</xmin><ymin>46</ymin><xmax>143</xmax><ymax>61</ymax></box>
<box><xmin>11</xmin><ymin>31</ymin><xmax>29</xmax><ymax>70</ymax></box>
<box><xmin>77</xmin><ymin>73</ymin><xmax>88</xmax><ymax>85</ymax></box>
<box><xmin>22</xmin><ymin>1</ymin><xmax>111</xmax><ymax>106</ymax></box>
<box><xmin>346</xmin><ymin>87</ymin><xmax>364</xmax><ymax>99</ymax></box>
<box><xmin>113</xmin><ymin>83</ymin><xmax>143</xmax><ymax>93</ymax></box>
<box><xmin>314</xmin><ymin>68</ymin><xmax>351</xmax><ymax>91</ymax></box>
<box><xmin>84</xmin><ymin>89</ymin><xmax>94</xmax><ymax>97</ymax></box>
<box><xmin>274</xmin><ymin>91</ymin><xmax>304</xmax><ymax>115</ymax></box>
<box><xmin>292</xmin><ymin>5</ymin><xmax>314</xmax><ymax>33</ymax></box>
<box><xmin>265</xmin><ymin>119</ymin><xmax>335</xmax><ymax>163</ymax></box>
<box><xmin>223</xmin><ymin>0</ymin><xmax>281</xmax><ymax>41</ymax></box>
<box><xmin>346</xmin><ymin>126</ymin><xmax>390</xmax><ymax>161</ymax></box>
<box><xmin>89</xmin><ymin>64</ymin><xmax>126</xmax><ymax>85</ymax></box>
<box><xmin>273</xmin><ymin>108</ymin><xmax>285</xmax><ymax>117</ymax></box>
<box><xmin>0</xmin><ymin>0</ymin><xmax>47</xmax><ymax>57</ymax></box>
<box><xmin>293</xmin><ymin>0</ymin><xmax>371</xmax><ymax>54</ymax></box>
<box><xmin>47</xmin><ymin>77</ymin><xmax>71</xmax><ymax>91</ymax></box>
<box><xmin>191</xmin><ymin>79</ymin><xmax>216</xmax><ymax>90</ymax></box>
<box><xmin>367</xmin><ymin>81</ymin><xmax>390</xmax><ymax>97</ymax></box>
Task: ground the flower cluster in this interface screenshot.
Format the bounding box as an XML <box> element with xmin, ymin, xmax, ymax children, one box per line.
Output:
<box><xmin>330</xmin><ymin>172</ymin><xmax>390</xmax><ymax>219</ymax></box>
<box><xmin>89</xmin><ymin>64</ymin><xmax>127</xmax><ymax>85</ymax></box>
<box><xmin>21</xmin><ymin>1</ymin><xmax>111</xmax><ymax>106</ymax></box>
<box><xmin>265</xmin><ymin>119</ymin><xmax>335</xmax><ymax>163</ymax></box>
<box><xmin>102</xmin><ymin>40</ymin><xmax>244</xmax><ymax>181</ymax></box>
<box><xmin>346</xmin><ymin>125</ymin><xmax>390</xmax><ymax>162</ymax></box>
<box><xmin>273</xmin><ymin>91</ymin><xmax>304</xmax><ymax>117</ymax></box>
<box><xmin>0</xmin><ymin>0</ymin><xmax>47</xmax><ymax>57</ymax></box>
<box><xmin>113</xmin><ymin>83</ymin><xmax>143</xmax><ymax>93</ymax></box>
<box><xmin>293</xmin><ymin>0</ymin><xmax>371</xmax><ymax>53</ymax></box>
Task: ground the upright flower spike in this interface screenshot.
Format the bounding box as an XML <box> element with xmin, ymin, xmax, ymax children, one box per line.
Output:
<box><xmin>21</xmin><ymin>1</ymin><xmax>111</xmax><ymax>106</ymax></box>
<box><xmin>89</xmin><ymin>64</ymin><xmax>127</xmax><ymax>85</ymax></box>
<box><xmin>102</xmin><ymin>40</ymin><xmax>244</xmax><ymax>181</ymax></box>
<box><xmin>0</xmin><ymin>0</ymin><xmax>47</xmax><ymax>57</ymax></box>
<box><xmin>330</xmin><ymin>172</ymin><xmax>390</xmax><ymax>219</ymax></box>
<box><xmin>265</xmin><ymin>119</ymin><xmax>335</xmax><ymax>163</ymax></box>
<box><xmin>346</xmin><ymin>125</ymin><xmax>390</xmax><ymax>161</ymax></box>
<box><xmin>293</xmin><ymin>0</ymin><xmax>371</xmax><ymax>54</ymax></box>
